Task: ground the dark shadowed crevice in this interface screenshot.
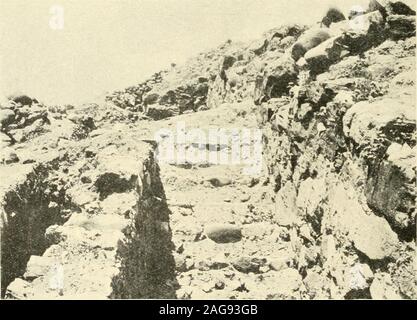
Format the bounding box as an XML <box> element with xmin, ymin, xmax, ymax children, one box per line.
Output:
<box><xmin>110</xmin><ymin>154</ymin><xmax>177</xmax><ymax>299</ymax></box>
<box><xmin>1</xmin><ymin>165</ymin><xmax>70</xmax><ymax>297</ymax></box>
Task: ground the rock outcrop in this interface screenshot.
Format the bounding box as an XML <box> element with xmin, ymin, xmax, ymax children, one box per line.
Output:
<box><xmin>258</xmin><ymin>1</ymin><xmax>416</xmax><ymax>298</ymax></box>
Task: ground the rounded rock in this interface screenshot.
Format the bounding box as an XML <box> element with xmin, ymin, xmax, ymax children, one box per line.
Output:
<box><xmin>205</xmin><ymin>223</ymin><xmax>242</xmax><ymax>243</ymax></box>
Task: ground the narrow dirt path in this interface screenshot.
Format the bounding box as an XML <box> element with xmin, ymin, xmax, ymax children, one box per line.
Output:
<box><xmin>151</xmin><ymin>102</ymin><xmax>303</xmax><ymax>299</ymax></box>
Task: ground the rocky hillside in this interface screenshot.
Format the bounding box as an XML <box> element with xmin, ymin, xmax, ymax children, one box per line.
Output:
<box><xmin>1</xmin><ymin>0</ymin><xmax>415</xmax><ymax>299</ymax></box>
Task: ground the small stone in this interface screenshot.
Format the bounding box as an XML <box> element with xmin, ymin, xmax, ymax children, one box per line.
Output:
<box><xmin>274</xmin><ymin>182</ymin><xmax>300</xmax><ymax>227</ymax></box>
<box><xmin>224</xmin><ymin>270</ymin><xmax>235</xmax><ymax>279</ymax></box>
<box><xmin>68</xmin><ymin>187</ymin><xmax>97</xmax><ymax>207</ymax></box>
<box><xmin>299</xmin><ymin>224</ymin><xmax>314</xmax><ymax>243</ymax></box>
<box><xmin>304</xmin><ymin>246</ymin><xmax>319</xmax><ymax>266</ymax></box>
<box><xmin>269</xmin><ymin>256</ymin><xmax>291</xmax><ymax>271</ymax></box>
<box><xmin>202</xmin><ymin>283</ymin><xmax>214</xmax><ymax>293</ymax></box>
<box><xmin>240</xmin><ymin>194</ymin><xmax>251</xmax><ymax>203</ymax></box>
<box><xmin>197</xmin><ymin>255</ymin><xmax>228</xmax><ymax>271</ymax></box>
<box><xmin>45</xmin><ymin>225</ymin><xmax>67</xmax><ymax>245</ymax></box>
<box><xmin>48</xmin><ymin>201</ymin><xmax>59</xmax><ymax>209</ymax></box>
<box><xmin>215</xmin><ymin>280</ymin><xmax>225</xmax><ymax>290</ymax></box>
<box><xmin>185</xmin><ymin>258</ymin><xmax>195</xmax><ymax>271</ymax></box>
<box><xmin>176</xmin><ymin>243</ymin><xmax>184</xmax><ymax>254</ymax></box>
<box><xmin>317</xmin><ymin>122</ymin><xmax>326</xmax><ymax>133</ymax></box>
<box><xmin>346</xmin><ymin>263</ymin><xmax>374</xmax><ymax>292</ymax></box>
<box><xmin>80</xmin><ymin>176</ymin><xmax>92</xmax><ymax>184</ymax></box>
<box><xmin>248</xmin><ymin>178</ymin><xmax>260</xmax><ymax>187</ymax></box>
<box><xmin>205</xmin><ymin>223</ymin><xmax>242</xmax><ymax>243</ymax></box>
<box><xmin>259</xmin><ymin>265</ymin><xmax>270</xmax><ymax>273</ymax></box>
<box><xmin>207</xmin><ymin>177</ymin><xmax>232</xmax><ymax>187</ymax></box>
<box><xmin>278</xmin><ymin>228</ymin><xmax>291</xmax><ymax>241</ymax></box>
<box><xmin>232</xmin><ymin>257</ymin><xmax>263</xmax><ymax>273</ymax></box>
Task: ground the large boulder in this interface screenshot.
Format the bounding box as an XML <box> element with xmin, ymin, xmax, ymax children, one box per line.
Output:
<box><xmin>143</xmin><ymin>92</ymin><xmax>160</xmax><ymax>106</ymax></box>
<box><xmin>368</xmin><ymin>0</ymin><xmax>416</xmax><ymax>17</ymax></box>
<box><xmin>291</xmin><ymin>28</ymin><xmax>332</xmax><ymax>61</ymax></box>
<box><xmin>93</xmin><ymin>154</ymin><xmax>139</xmax><ymax>200</ymax></box>
<box><xmin>0</xmin><ymin>109</ymin><xmax>15</xmax><ymax>129</ymax></box>
<box><xmin>368</xmin><ymin>0</ymin><xmax>390</xmax><ymax>18</ymax></box>
<box><xmin>386</xmin><ymin>15</ymin><xmax>416</xmax><ymax>39</ymax></box>
<box><xmin>365</xmin><ymin>143</ymin><xmax>416</xmax><ymax>233</ymax></box>
<box><xmin>304</xmin><ymin>36</ymin><xmax>348</xmax><ymax>75</ymax></box>
<box><xmin>321</xmin><ymin>7</ymin><xmax>346</xmax><ymax>27</ymax></box>
<box><xmin>303</xmin><ymin>11</ymin><xmax>387</xmax><ymax>76</ymax></box>
<box><xmin>386</xmin><ymin>1</ymin><xmax>416</xmax><ymax>15</ymax></box>
<box><xmin>7</xmin><ymin>94</ymin><xmax>34</xmax><ymax>106</ymax></box>
<box><xmin>339</xmin><ymin>11</ymin><xmax>386</xmax><ymax>54</ymax></box>
<box><xmin>143</xmin><ymin>77</ymin><xmax>209</xmax><ymax>114</ymax></box>
<box><xmin>343</xmin><ymin>97</ymin><xmax>415</xmax><ymax>149</ymax></box>
<box><xmin>343</xmin><ymin>97</ymin><xmax>415</xmax><ymax>234</ymax></box>
<box><xmin>330</xmin><ymin>185</ymin><xmax>400</xmax><ymax>260</ymax></box>
<box><xmin>249</xmin><ymin>38</ymin><xmax>268</xmax><ymax>56</ymax></box>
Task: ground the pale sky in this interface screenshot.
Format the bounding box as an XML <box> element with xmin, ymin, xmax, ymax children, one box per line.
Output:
<box><xmin>0</xmin><ymin>0</ymin><xmax>414</xmax><ymax>105</ymax></box>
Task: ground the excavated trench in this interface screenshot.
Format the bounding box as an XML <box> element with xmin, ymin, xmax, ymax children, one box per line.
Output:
<box><xmin>0</xmin><ymin>165</ymin><xmax>70</xmax><ymax>297</ymax></box>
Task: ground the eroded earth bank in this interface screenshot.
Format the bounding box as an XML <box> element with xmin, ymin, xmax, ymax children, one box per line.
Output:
<box><xmin>1</xmin><ymin>0</ymin><xmax>416</xmax><ymax>299</ymax></box>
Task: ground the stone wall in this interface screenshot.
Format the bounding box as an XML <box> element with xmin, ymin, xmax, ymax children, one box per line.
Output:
<box><xmin>257</xmin><ymin>1</ymin><xmax>416</xmax><ymax>298</ymax></box>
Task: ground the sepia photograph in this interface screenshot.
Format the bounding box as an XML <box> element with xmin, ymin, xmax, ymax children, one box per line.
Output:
<box><xmin>0</xmin><ymin>0</ymin><xmax>415</xmax><ymax>303</ymax></box>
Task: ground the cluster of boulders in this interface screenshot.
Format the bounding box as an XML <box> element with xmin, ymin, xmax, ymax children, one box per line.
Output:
<box><xmin>0</xmin><ymin>87</ymin><xmax>154</xmax><ymax>164</ymax></box>
<box><xmin>105</xmin><ymin>71</ymin><xmax>166</xmax><ymax>113</ymax></box>
<box><xmin>0</xmin><ymin>95</ymin><xmax>49</xmax><ymax>146</ymax></box>
<box><xmin>208</xmin><ymin>24</ymin><xmax>311</xmax><ymax>108</ymax></box>
<box><xmin>105</xmin><ymin>58</ymin><xmax>214</xmax><ymax>120</ymax></box>
<box><xmin>0</xmin><ymin>95</ymin><xmax>51</xmax><ymax>164</ymax></box>
<box><xmin>105</xmin><ymin>39</ymin><xmax>261</xmax><ymax>119</ymax></box>
<box><xmin>254</xmin><ymin>0</ymin><xmax>416</xmax><ymax>104</ymax></box>
<box><xmin>99</xmin><ymin>1</ymin><xmax>415</xmax><ymax>126</ymax></box>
